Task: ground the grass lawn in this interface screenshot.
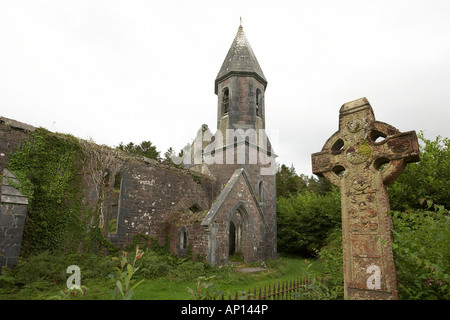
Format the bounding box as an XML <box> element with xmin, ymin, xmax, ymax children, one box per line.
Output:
<box><xmin>133</xmin><ymin>254</ymin><xmax>323</xmax><ymax>300</ymax></box>
<box><xmin>0</xmin><ymin>253</ymin><xmax>324</xmax><ymax>300</ymax></box>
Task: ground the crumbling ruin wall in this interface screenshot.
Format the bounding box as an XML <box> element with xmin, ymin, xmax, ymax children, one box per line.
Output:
<box><xmin>0</xmin><ymin>117</ymin><xmax>222</xmax><ymax>262</ymax></box>
<box><xmin>74</xmin><ymin>138</ymin><xmax>223</xmax><ymax>259</ymax></box>
<box><xmin>0</xmin><ymin>117</ymin><xmax>35</xmax><ymax>173</ymax></box>
<box><xmin>103</xmin><ymin>159</ymin><xmax>221</xmax><ymax>255</ymax></box>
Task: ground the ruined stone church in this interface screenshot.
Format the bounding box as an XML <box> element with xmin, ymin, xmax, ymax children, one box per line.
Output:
<box><xmin>0</xmin><ymin>25</ymin><xmax>277</xmax><ymax>268</ymax></box>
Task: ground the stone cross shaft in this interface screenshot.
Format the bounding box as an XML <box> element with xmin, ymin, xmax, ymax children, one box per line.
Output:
<box><xmin>311</xmin><ymin>97</ymin><xmax>420</xmax><ymax>300</ymax></box>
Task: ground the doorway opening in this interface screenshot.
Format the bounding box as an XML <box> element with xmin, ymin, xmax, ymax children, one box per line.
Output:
<box><xmin>228</xmin><ymin>207</ymin><xmax>247</xmax><ymax>263</ymax></box>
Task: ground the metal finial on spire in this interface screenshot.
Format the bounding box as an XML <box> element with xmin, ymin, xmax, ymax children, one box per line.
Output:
<box><xmin>240</xmin><ymin>16</ymin><xmax>243</xmax><ymax>26</ymax></box>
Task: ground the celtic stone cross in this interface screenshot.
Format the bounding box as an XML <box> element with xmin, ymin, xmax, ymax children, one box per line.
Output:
<box><xmin>311</xmin><ymin>97</ymin><xmax>420</xmax><ymax>300</ymax></box>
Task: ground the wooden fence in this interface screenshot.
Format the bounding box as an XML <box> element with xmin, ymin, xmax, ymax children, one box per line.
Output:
<box><xmin>213</xmin><ymin>276</ymin><xmax>319</xmax><ymax>300</ymax></box>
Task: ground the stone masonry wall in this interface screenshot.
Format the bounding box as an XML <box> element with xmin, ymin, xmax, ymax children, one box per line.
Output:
<box><xmin>106</xmin><ymin>160</ymin><xmax>221</xmax><ymax>256</ymax></box>
<box><xmin>0</xmin><ymin>169</ymin><xmax>28</xmax><ymax>269</ymax></box>
<box><xmin>0</xmin><ymin>116</ymin><xmax>223</xmax><ymax>261</ymax></box>
<box><xmin>205</xmin><ymin>144</ymin><xmax>277</xmax><ymax>261</ymax></box>
<box><xmin>0</xmin><ymin>117</ymin><xmax>34</xmax><ymax>173</ymax></box>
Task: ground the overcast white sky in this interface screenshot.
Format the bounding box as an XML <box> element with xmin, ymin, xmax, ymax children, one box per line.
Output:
<box><xmin>1</xmin><ymin>0</ymin><xmax>449</xmax><ymax>176</ymax></box>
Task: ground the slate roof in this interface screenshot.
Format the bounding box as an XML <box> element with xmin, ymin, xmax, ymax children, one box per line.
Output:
<box><xmin>215</xmin><ymin>25</ymin><xmax>267</xmax><ymax>94</ymax></box>
<box><xmin>201</xmin><ymin>168</ymin><xmax>267</xmax><ymax>229</ymax></box>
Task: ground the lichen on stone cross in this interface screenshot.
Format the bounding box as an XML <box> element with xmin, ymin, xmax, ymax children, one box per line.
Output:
<box><xmin>311</xmin><ymin>97</ymin><xmax>420</xmax><ymax>300</ymax></box>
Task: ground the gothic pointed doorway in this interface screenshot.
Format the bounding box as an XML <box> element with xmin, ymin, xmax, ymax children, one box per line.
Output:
<box><xmin>228</xmin><ymin>205</ymin><xmax>250</xmax><ymax>263</ymax></box>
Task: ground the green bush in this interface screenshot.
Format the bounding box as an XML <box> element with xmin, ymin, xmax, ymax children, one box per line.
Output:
<box><xmin>0</xmin><ymin>251</ymin><xmax>116</xmax><ymax>297</ymax></box>
<box><xmin>169</xmin><ymin>261</ymin><xmax>206</xmax><ymax>281</ymax></box>
<box><xmin>316</xmin><ymin>228</ymin><xmax>344</xmax><ymax>299</ymax></box>
<box><xmin>0</xmin><ymin>252</ymin><xmax>67</xmax><ymax>291</ymax></box>
<box><xmin>317</xmin><ymin>228</ymin><xmax>343</xmax><ymax>283</ymax></box>
<box><xmin>391</xmin><ymin>203</ymin><xmax>449</xmax><ymax>300</ymax></box>
<box><xmin>135</xmin><ymin>251</ymin><xmax>173</xmax><ymax>279</ymax></box>
<box><xmin>277</xmin><ymin>188</ymin><xmax>341</xmax><ymax>256</ymax></box>
<box><xmin>389</xmin><ymin>133</ymin><xmax>450</xmax><ymax>210</ymax></box>
<box><xmin>316</xmin><ymin>202</ymin><xmax>449</xmax><ymax>300</ymax></box>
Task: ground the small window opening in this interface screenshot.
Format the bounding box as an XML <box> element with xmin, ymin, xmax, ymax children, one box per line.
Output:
<box><xmin>179</xmin><ymin>227</ymin><xmax>188</xmax><ymax>250</ymax></box>
<box><xmin>182</xmin><ymin>230</ymin><xmax>187</xmax><ymax>250</ymax></box>
<box><xmin>258</xmin><ymin>180</ymin><xmax>264</xmax><ymax>203</ymax></box>
<box><xmin>222</xmin><ymin>87</ymin><xmax>230</xmax><ymax>115</ymax></box>
<box><xmin>108</xmin><ymin>172</ymin><xmax>122</xmax><ymax>234</ymax></box>
<box><xmin>256</xmin><ymin>89</ymin><xmax>262</xmax><ymax>117</ymax></box>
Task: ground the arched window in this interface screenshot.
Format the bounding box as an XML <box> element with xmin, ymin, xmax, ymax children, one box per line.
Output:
<box><xmin>256</xmin><ymin>89</ymin><xmax>262</xmax><ymax>117</ymax></box>
<box><xmin>222</xmin><ymin>87</ymin><xmax>230</xmax><ymax>115</ymax></box>
<box><xmin>181</xmin><ymin>229</ymin><xmax>188</xmax><ymax>250</ymax></box>
<box><xmin>258</xmin><ymin>180</ymin><xmax>264</xmax><ymax>203</ymax></box>
<box><xmin>108</xmin><ymin>172</ymin><xmax>122</xmax><ymax>234</ymax></box>
<box><xmin>178</xmin><ymin>226</ymin><xmax>189</xmax><ymax>255</ymax></box>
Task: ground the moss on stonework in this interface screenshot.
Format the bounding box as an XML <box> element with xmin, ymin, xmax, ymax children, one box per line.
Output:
<box><xmin>357</xmin><ymin>140</ymin><xmax>372</xmax><ymax>159</ymax></box>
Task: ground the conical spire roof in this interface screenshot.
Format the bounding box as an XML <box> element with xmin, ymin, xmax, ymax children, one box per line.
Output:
<box><xmin>215</xmin><ymin>25</ymin><xmax>267</xmax><ymax>94</ymax></box>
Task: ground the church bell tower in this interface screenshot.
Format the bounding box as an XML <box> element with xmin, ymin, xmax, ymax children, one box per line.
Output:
<box><xmin>199</xmin><ymin>24</ymin><xmax>277</xmax><ymax>265</ymax></box>
<box><xmin>215</xmin><ymin>25</ymin><xmax>268</xmax><ymax>136</ymax></box>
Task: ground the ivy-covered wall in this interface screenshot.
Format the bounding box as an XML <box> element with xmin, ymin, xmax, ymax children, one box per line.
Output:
<box><xmin>0</xmin><ymin>117</ymin><xmax>222</xmax><ymax>262</ymax></box>
<box><xmin>6</xmin><ymin>128</ymin><xmax>87</xmax><ymax>256</ymax></box>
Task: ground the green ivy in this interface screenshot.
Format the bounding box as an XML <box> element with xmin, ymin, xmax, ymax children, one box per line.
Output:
<box><xmin>391</xmin><ymin>203</ymin><xmax>449</xmax><ymax>300</ymax></box>
<box><xmin>7</xmin><ymin>128</ymin><xmax>87</xmax><ymax>256</ymax></box>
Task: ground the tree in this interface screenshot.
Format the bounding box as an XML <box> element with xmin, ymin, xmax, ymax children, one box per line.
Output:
<box><xmin>388</xmin><ymin>132</ymin><xmax>450</xmax><ymax>210</ymax></box>
<box><xmin>275</xmin><ymin>164</ymin><xmax>307</xmax><ymax>198</ymax></box>
<box><xmin>163</xmin><ymin>147</ymin><xmax>175</xmax><ymax>165</ymax></box>
<box><xmin>162</xmin><ymin>147</ymin><xmax>184</xmax><ymax>168</ymax></box>
<box><xmin>117</xmin><ymin>141</ymin><xmax>161</xmax><ymax>161</ymax></box>
<box><xmin>276</xmin><ymin>189</ymin><xmax>341</xmax><ymax>256</ymax></box>
<box><xmin>306</xmin><ymin>175</ymin><xmax>333</xmax><ymax>196</ymax></box>
<box><xmin>275</xmin><ymin>162</ymin><xmax>341</xmax><ymax>255</ymax></box>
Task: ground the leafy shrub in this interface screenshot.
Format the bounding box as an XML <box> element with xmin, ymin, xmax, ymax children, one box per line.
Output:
<box><xmin>169</xmin><ymin>261</ymin><xmax>206</xmax><ymax>281</ymax></box>
<box><xmin>0</xmin><ymin>251</ymin><xmax>116</xmax><ymax>296</ymax></box>
<box><xmin>316</xmin><ymin>202</ymin><xmax>449</xmax><ymax>300</ymax></box>
<box><xmin>316</xmin><ymin>228</ymin><xmax>344</xmax><ymax>299</ymax></box>
<box><xmin>109</xmin><ymin>246</ymin><xmax>145</xmax><ymax>300</ymax></box>
<box><xmin>187</xmin><ymin>276</ymin><xmax>222</xmax><ymax>300</ymax></box>
<box><xmin>317</xmin><ymin>228</ymin><xmax>343</xmax><ymax>283</ymax></box>
<box><xmin>17</xmin><ymin>279</ymin><xmax>60</xmax><ymax>299</ymax></box>
<box><xmin>391</xmin><ymin>202</ymin><xmax>449</xmax><ymax>300</ymax></box>
<box><xmin>277</xmin><ymin>188</ymin><xmax>341</xmax><ymax>256</ymax></box>
<box><xmin>0</xmin><ymin>252</ymin><xmax>67</xmax><ymax>290</ymax></box>
<box><xmin>135</xmin><ymin>251</ymin><xmax>173</xmax><ymax>279</ymax></box>
<box><xmin>389</xmin><ymin>133</ymin><xmax>450</xmax><ymax>210</ymax></box>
